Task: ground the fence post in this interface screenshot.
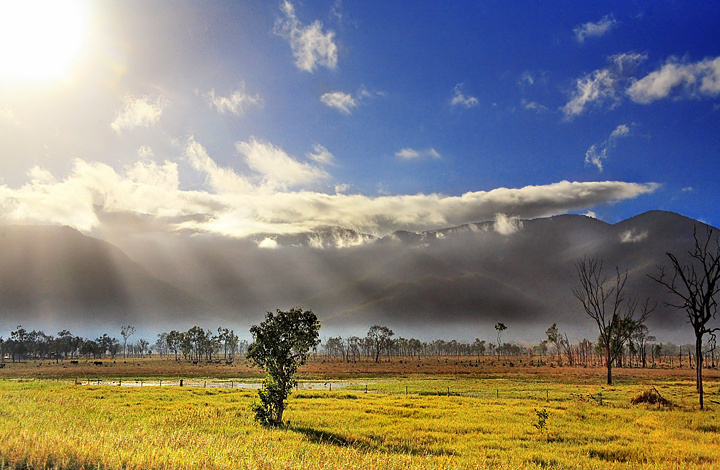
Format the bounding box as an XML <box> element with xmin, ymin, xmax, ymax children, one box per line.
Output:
<box><xmin>546</xmin><ymin>389</ymin><xmax>549</xmax><ymax>401</ymax></box>
<box><xmin>180</xmin><ymin>379</ymin><xmax>183</xmax><ymax>387</ymax></box>
<box><xmin>365</xmin><ymin>384</ymin><xmax>368</xmax><ymax>394</ymax></box>
<box><xmin>119</xmin><ymin>379</ymin><xmax>121</xmax><ymax>387</ymax></box>
<box><xmin>329</xmin><ymin>383</ymin><xmax>332</xmax><ymax>391</ymax></box>
<box><xmin>447</xmin><ymin>387</ymin><xmax>450</xmax><ymax>397</ymax></box>
<box><xmin>406</xmin><ymin>386</ymin><xmax>408</xmax><ymax>396</ymax></box>
<box><xmin>496</xmin><ymin>389</ymin><xmax>499</xmax><ymax>399</ymax></box>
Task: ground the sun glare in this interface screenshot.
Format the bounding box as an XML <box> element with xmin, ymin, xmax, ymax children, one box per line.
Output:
<box><xmin>0</xmin><ymin>0</ymin><xmax>88</xmax><ymax>81</ymax></box>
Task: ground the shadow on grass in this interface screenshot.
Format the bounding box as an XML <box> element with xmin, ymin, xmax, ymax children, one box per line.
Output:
<box><xmin>288</xmin><ymin>425</ymin><xmax>454</xmax><ymax>457</ymax></box>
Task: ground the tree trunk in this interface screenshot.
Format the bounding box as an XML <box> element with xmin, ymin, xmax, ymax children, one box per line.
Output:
<box><xmin>605</xmin><ymin>343</ymin><xmax>612</xmax><ymax>385</ymax></box>
<box><xmin>696</xmin><ymin>335</ymin><xmax>704</xmax><ymax>409</ymax></box>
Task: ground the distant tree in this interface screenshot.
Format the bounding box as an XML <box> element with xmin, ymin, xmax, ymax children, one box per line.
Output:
<box><xmin>247</xmin><ymin>308</ymin><xmax>321</xmax><ymax>426</ymax></box>
<box><xmin>473</xmin><ymin>338</ymin><xmax>486</xmax><ymax>360</ymax></box>
<box><xmin>494</xmin><ymin>323</ymin><xmax>507</xmax><ymax>355</ymax></box>
<box><xmin>9</xmin><ymin>326</ymin><xmax>29</xmax><ymax>362</ymax></box>
<box><xmin>120</xmin><ymin>325</ymin><xmax>135</xmax><ymax>359</ymax></box>
<box><xmin>545</xmin><ymin>323</ymin><xmax>563</xmax><ymax>365</ymax></box>
<box><xmin>367</xmin><ymin>325</ymin><xmax>395</xmax><ymax>363</ymax></box>
<box><xmin>217</xmin><ymin>327</ymin><xmax>238</xmax><ymax>361</ymax></box>
<box><xmin>573</xmin><ymin>256</ymin><xmax>653</xmax><ymax>384</ymax></box>
<box><xmin>166</xmin><ymin>330</ymin><xmax>182</xmax><ymax>361</ymax></box>
<box><xmin>346</xmin><ymin>336</ymin><xmax>361</xmax><ymax>362</ymax></box>
<box><xmin>650</xmin><ymin>227</ymin><xmax>720</xmax><ymax>409</ymax></box>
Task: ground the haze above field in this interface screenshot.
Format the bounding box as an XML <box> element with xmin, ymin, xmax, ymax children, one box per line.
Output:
<box><xmin>0</xmin><ymin>211</ymin><xmax>716</xmax><ymax>344</ymax></box>
<box><xmin>0</xmin><ymin>2</ymin><xmax>718</xmax><ymax>343</ymax></box>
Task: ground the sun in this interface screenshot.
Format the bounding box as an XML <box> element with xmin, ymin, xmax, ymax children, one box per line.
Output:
<box><xmin>0</xmin><ymin>0</ymin><xmax>88</xmax><ymax>81</ymax></box>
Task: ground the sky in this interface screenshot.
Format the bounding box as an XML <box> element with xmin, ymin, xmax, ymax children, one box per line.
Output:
<box><xmin>0</xmin><ymin>0</ymin><xmax>719</xmax><ymax>242</ymax></box>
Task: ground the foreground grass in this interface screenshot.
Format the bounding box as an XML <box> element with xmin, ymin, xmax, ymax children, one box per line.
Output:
<box><xmin>1</xmin><ymin>377</ymin><xmax>720</xmax><ymax>469</ymax></box>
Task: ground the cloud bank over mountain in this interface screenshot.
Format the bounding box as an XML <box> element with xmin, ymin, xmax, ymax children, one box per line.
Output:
<box><xmin>0</xmin><ymin>138</ymin><xmax>658</xmax><ymax>240</ymax></box>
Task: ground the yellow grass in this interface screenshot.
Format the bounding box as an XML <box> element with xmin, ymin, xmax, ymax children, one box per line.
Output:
<box><xmin>1</xmin><ymin>370</ymin><xmax>719</xmax><ymax>469</ymax></box>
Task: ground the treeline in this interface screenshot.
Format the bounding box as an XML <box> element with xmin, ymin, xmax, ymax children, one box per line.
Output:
<box><xmin>2</xmin><ymin>322</ymin><xmax>718</xmax><ymax>370</ymax></box>
<box><xmin>320</xmin><ymin>324</ymin><xmax>720</xmax><ymax>370</ymax></box>
<box><xmin>0</xmin><ymin>325</ymin><xmax>247</xmax><ymax>363</ymax></box>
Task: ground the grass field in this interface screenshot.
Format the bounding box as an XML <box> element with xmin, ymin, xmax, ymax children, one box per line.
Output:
<box><xmin>1</xmin><ymin>359</ymin><xmax>719</xmax><ymax>469</ymax></box>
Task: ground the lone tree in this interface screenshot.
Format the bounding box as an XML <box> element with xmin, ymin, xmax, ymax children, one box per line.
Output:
<box><xmin>247</xmin><ymin>307</ymin><xmax>321</xmax><ymax>426</ymax></box>
<box><xmin>120</xmin><ymin>325</ymin><xmax>135</xmax><ymax>359</ymax></box>
<box><xmin>367</xmin><ymin>325</ymin><xmax>394</xmax><ymax>362</ymax></box>
<box><xmin>495</xmin><ymin>322</ymin><xmax>507</xmax><ymax>351</ymax></box>
<box><xmin>650</xmin><ymin>227</ymin><xmax>720</xmax><ymax>409</ymax></box>
<box><xmin>573</xmin><ymin>256</ymin><xmax>653</xmax><ymax>384</ymax></box>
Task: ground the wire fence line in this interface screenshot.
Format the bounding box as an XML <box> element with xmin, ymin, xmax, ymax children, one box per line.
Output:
<box><xmin>67</xmin><ymin>378</ymin><xmax>627</xmax><ymax>404</ymax></box>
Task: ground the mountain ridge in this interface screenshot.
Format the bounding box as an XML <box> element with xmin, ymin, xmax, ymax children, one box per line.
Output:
<box><xmin>0</xmin><ymin>210</ymin><xmax>715</xmax><ymax>341</ymax></box>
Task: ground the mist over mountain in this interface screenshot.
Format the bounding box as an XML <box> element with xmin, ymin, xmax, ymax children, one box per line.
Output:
<box><xmin>0</xmin><ymin>211</ymin><xmax>713</xmax><ymax>343</ymax></box>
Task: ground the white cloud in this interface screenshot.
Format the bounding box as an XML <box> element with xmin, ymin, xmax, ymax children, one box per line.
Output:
<box><xmin>493</xmin><ymin>213</ymin><xmax>523</xmax><ymax>235</ymax></box>
<box><xmin>627</xmin><ymin>56</ymin><xmax>720</xmax><ymax>104</ymax></box>
<box><xmin>563</xmin><ymin>53</ymin><xmax>647</xmax><ymax>118</ymax></box>
<box><xmin>609</xmin><ymin>124</ymin><xmax>630</xmax><ymax>138</ymax></box>
<box><xmin>110</xmin><ymin>94</ymin><xmax>166</xmax><ymax>133</ymax></box>
<box><xmin>236</xmin><ymin>138</ymin><xmax>329</xmax><ymax>188</ymax></box>
<box><xmin>206</xmin><ymin>85</ymin><xmax>261</xmax><ymax>116</ymax></box>
<box><xmin>574</xmin><ymin>15</ymin><xmax>618</xmax><ymax>43</ymax></box>
<box><xmin>274</xmin><ymin>1</ymin><xmax>338</xmax><ymax>73</ymax></box>
<box><xmin>619</xmin><ymin>229</ymin><xmax>649</xmax><ymax>243</ymax></box>
<box><xmin>258</xmin><ymin>237</ymin><xmax>279</xmax><ymax>249</ymax></box>
<box><xmin>306</xmin><ymin>144</ymin><xmax>335</xmax><ymax>165</ymax></box>
<box><xmin>451</xmin><ymin>84</ymin><xmax>479</xmax><ymax>108</ymax></box>
<box><xmin>186</xmin><ymin>137</ymin><xmax>254</xmax><ymax>193</ymax></box>
<box><xmin>396</xmin><ymin>148</ymin><xmax>441</xmax><ymax>160</ymax></box>
<box><xmin>137</xmin><ymin>145</ymin><xmax>154</xmax><ymax>159</ymax></box>
<box><xmin>320</xmin><ymin>91</ymin><xmax>357</xmax><ymax>114</ymax></box>
<box><xmin>585</xmin><ymin>124</ymin><xmax>632</xmax><ymax>171</ymax></box>
<box><xmin>0</xmin><ymin>138</ymin><xmax>659</xmax><ymax>240</ymax></box>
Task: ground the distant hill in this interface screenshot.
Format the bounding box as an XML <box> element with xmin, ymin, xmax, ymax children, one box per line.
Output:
<box><xmin>0</xmin><ymin>225</ymin><xmax>217</xmax><ymax>334</ymax></box>
<box><xmin>0</xmin><ymin>211</ymin><xmax>714</xmax><ymax>342</ymax></box>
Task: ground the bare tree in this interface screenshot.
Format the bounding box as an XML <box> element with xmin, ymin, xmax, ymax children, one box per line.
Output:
<box><xmin>367</xmin><ymin>325</ymin><xmax>394</xmax><ymax>363</ymax></box>
<box><xmin>120</xmin><ymin>325</ymin><xmax>135</xmax><ymax>359</ymax></box>
<box><xmin>573</xmin><ymin>256</ymin><xmax>653</xmax><ymax>384</ymax></box>
<box><xmin>650</xmin><ymin>227</ymin><xmax>720</xmax><ymax>409</ymax></box>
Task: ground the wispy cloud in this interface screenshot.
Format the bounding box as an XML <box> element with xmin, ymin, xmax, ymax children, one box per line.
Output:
<box><xmin>396</xmin><ymin>148</ymin><xmax>441</xmax><ymax>160</ymax></box>
<box><xmin>274</xmin><ymin>0</ymin><xmax>338</xmax><ymax>73</ymax></box>
<box><xmin>0</xmin><ymin>138</ymin><xmax>658</xmax><ymax>239</ymax></box>
<box><xmin>574</xmin><ymin>15</ymin><xmax>618</xmax><ymax>43</ymax></box>
<box><xmin>450</xmin><ymin>83</ymin><xmax>479</xmax><ymax>108</ymax></box>
<box><xmin>320</xmin><ymin>91</ymin><xmax>357</xmax><ymax>113</ymax></box>
<box><xmin>236</xmin><ymin>137</ymin><xmax>329</xmax><ymax>188</ymax></box>
<box><xmin>584</xmin><ymin>124</ymin><xmax>631</xmax><ymax>171</ymax></box>
<box><xmin>306</xmin><ymin>144</ymin><xmax>335</xmax><ymax>165</ymax></box>
<box><xmin>521</xmin><ymin>99</ymin><xmax>548</xmax><ymax>113</ymax></box>
<box><xmin>563</xmin><ymin>53</ymin><xmax>647</xmax><ymax>118</ymax></box>
<box><xmin>627</xmin><ymin>56</ymin><xmax>720</xmax><ymax>104</ymax></box>
<box><xmin>110</xmin><ymin>94</ymin><xmax>166</xmax><ymax>133</ymax></box>
<box><xmin>206</xmin><ymin>84</ymin><xmax>261</xmax><ymax>116</ymax></box>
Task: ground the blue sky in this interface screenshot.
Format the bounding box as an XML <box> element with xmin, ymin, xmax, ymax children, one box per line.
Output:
<box><xmin>1</xmin><ymin>0</ymin><xmax>719</xmax><ymax>239</ymax></box>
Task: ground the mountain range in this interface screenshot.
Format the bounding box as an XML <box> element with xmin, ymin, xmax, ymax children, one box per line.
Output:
<box><xmin>0</xmin><ymin>211</ymin><xmax>714</xmax><ymax>343</ymax></box>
